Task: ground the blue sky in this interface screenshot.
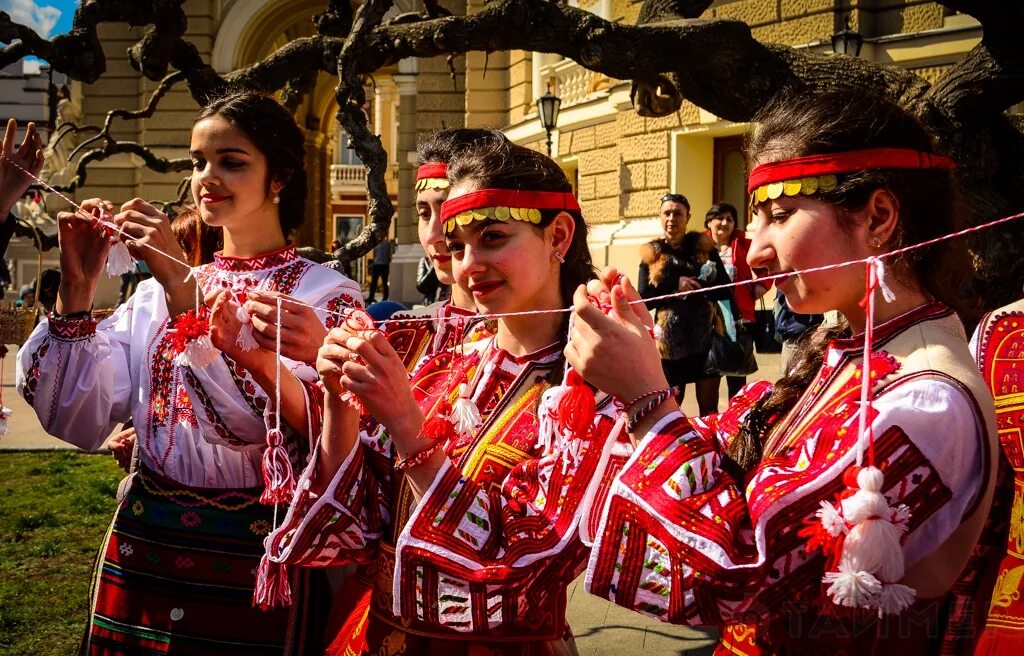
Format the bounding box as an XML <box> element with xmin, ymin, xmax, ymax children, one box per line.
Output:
<box><xmin>0</xmin><ymin>0</ymin><xmax>78</xmax><ymax>38</ymax></box>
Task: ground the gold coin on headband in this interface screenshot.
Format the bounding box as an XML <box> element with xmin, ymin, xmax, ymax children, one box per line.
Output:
<box><xmin>494</xmin><ymin>206</ymin><xmax>510</xmax><ymax>221</ymax></box>
<box><xmin>800</xmin><ymin>177</ymin><xmax>818</xmax><ymax>195</ymax></box>
<box><xmin>819</xmin><ymin>175</ymin><xmax>837</xmax><ymax>192</ymax></box>
<box><xmin>472</xmin><ymin>210</ymin><xmax>488</xmax><ymax>222</ymax></box>
<box><xmin>456</xmin><ymin>212</ymin><xmax>474</xmax><ymax>226</ymax></box>
<box><xmin>510</xmin><ymin>207</ymin><xmax>521</xmax><ymax>220</ymax></box>
<box><xmin>766</xmin><ymin>182</ymin><xmax>784</xmax><ymax>200</ymax></box>
<box><xmin>783</xmin><ymin>179</ymin><xmax>802</xmax><ymax>196</ymax></box>
<box><xmin>755</xmin><ymin>186</ymin><xmax>769</xmax><ymax>203</ymax></box>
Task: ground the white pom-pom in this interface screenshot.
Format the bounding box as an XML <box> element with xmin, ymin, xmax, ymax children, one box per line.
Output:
<box><xmin>106</xmin><ymin>239</ymin><xmax>136</xmax><ymax>277</ymax></box>
<box><xmin>840</xmin><ymin>467</ymin><xmax>890</xmax><ymax>523</ymax></box>
<box><xmin>816</xmin><ymin>499</ymin><xmax>847</xmax><ymax>537</ymax></box>
<box><xmin>0</xmin><ymin>406</ymin><xmax>12</xmax><ymax>436</ymax></box>
<box><xmin>877</xmin><ymin>583</ymin><xmax>916</xmax><ymax>616</ymax></box>
<box><xmin>174</xmin><ymin>335</ymin><xmax>220</xmax><ymax>368</ymax></box>
<box><xmin>450</xmin><ymin>384</ymin><xmax>481</xmax><ymax>437</ymax></box>
<box><xmin>823</xmin><ymin>562</ymin><xmax>881</xmax><ymax>608</ymax></box>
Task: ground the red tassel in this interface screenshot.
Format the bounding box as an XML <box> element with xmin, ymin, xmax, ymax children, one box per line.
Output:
<box><xmin>253</xmin><ymin>551</ymin><xmax>292</xmax><ymax>610</ymax></box>
<box><xmin>259</xmin><ymin>428</ymin><xmax>295</xmax><ymax>505</ymax></box>
<box><xmin>421</xmin><ymin>400</ymin><xmax>455</xmax><ymax>441</ymax></box>
<box><xmin>556</xmin><ymin>369</ymin><xmax>597</xmax><ymax>439</ymax></box>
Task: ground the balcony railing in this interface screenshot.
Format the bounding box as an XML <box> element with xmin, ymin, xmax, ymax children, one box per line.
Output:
<box><xmin>330</xmin><ymin>163</ymin><xmax>400</xmax><ymax>196</ymax></box>
<box><xmin>330</xmin><ymin>164</ymin><xmax>367</xmax><ymax>194</ymax></box>
<box><xmin>541</xmin><ymin>58</ymin><xmax>614</xmax><ymax>110</ymax></box>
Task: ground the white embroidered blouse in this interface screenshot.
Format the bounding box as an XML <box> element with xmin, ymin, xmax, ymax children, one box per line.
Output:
<box><xmin>16</xmin><ymin>245</ymin><xmax>362</xmax><ymax>489</ymax></box>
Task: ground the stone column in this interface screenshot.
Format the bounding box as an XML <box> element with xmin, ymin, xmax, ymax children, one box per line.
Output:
<box><xmin>390</xmin><ymin>61</ymin><xmax>421</xmax><ymax>304</ymax></box>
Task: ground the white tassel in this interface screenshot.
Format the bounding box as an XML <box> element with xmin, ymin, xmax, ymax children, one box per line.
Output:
<box><xmin>0</xmin><ymin>406</ymin><xmax>11</xmax><ymax>436</ymax></box>
<box><xmin>106</xmin><ymin>239</ymin><xmax>136</xmax><ymax>277</ymax></box>
<box><xmin>815</xmin><ymin>499</ymin><xmax>847</xmax><ymax>537</ymax></box>
<box><xmin>823</xmin><ymin>562</ymin><xmax>882</xmax><ymax>608</ymax></box>
<box><xmin>174</xmin><ymin>335</ymin><xmax>220</xmax><ymax>368</ymax></box>
<box><xmin>234</xmin><ymin>304</ymin><xmax>258</xmax><ymax>352</ymax></box>
<box><xmin>450</xmin><ymin>383</ymin><xmax>481</xmax><ymax>437</ymax></box>
<box><xmin>877</xmin><ymin>583</ymin><xmax>916</xmax><ymax>616</ymax></box>
<box><xmin>536</xmin><ymin>385</ymin><xmax>568</xmax><ymax>455</ymax></box>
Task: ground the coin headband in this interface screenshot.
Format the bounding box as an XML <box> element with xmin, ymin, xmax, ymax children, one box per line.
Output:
<box><xmin>415</xmin><ymin>162</ymin><xmax>449</xmax><ymax>191</ymax></box>
<box><xmin>440</xmin><ymin>188</ymin><xmax>581</xmax><ymax>234</ymax></box>
<box><xmin>747</xmin><ymin>147</ymin><xmax>956</xmax><ymax>204</ymax></box>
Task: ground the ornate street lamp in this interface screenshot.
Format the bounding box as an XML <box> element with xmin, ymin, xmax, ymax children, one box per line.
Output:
<box><xmin>537</xmin><ymin>91</ymin><xmax>562</xmax><ymax>157</ymax></box>
<box><xmin>831</xmin><ymin>15</ymin><xmax>863</xmax><ymax>57</ymax></box>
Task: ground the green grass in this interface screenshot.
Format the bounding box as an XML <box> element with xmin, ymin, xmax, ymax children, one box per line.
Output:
<box><xmin>0</xmin><ymin>451</ymin><xmax>122</xmax><ymax>656</ymax></box>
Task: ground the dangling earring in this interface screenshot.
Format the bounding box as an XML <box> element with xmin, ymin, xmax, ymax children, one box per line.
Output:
<box><xmin>870</xmin><ymin>236</ymin><xmax>882</xmax><ymax>248</ymax></box>
<box><xmin>272</xmin><ymin>194</ymin><xmax>280</xmax><ymax>205</ymax></box>
<box><xmin>553</xmin><ymin>251</ymin><xmax>565</xmax><ymax>264</ymax></box>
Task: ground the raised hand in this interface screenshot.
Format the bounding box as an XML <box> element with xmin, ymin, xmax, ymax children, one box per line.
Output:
<box><xmin>55</xmin><ymin>199</ymin><xmax>114</xmax><ymax>313</ymax></box>
<box><xmin>566</xmin><ymin>278</ymin><xmax>666</xmax><ymax>403</ymax></box>
<box><xmin>113</xmin><ymin>198</ymin><xmax>195</xmax><ymax>315</ymax></box>
<box><xmin>0</xmin><ymin>118</ymin><xmax>44</xmax><ymax>217</ymax></box>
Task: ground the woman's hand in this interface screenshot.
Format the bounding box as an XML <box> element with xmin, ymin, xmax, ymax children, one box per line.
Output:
<box><xmin>206</xmin><ymin>289</ymin><xmax>252</xmax><ymax>364</ymax></box>
<box><xmin>329</xmin><ymin>326</ymin><xmax>423</xmax><ymax>446</ymax></box>
<box><xmin>316</xmin><ymin>328</ymin><xmax>350</xmax><ymax>397</ymax></box>
<box><xmin>0</xmin><ymin>118</ymin><xmax>43</xmax><ymax>217</ymax></box>
<box><xmin>55</xmin><ymin>199</ymin><xmax>113</xmax><ymax>313</ymax></box>
<box><xmin>107</xmin><ymin>426</ymin><xmax>137</xmax><ymax>473</ymax></box>
<box><xmin>566</xmin><ymin>278</ymin><xmax>666</xmax><ymax>402</ymax></box>
<box><xmin>245</xmin><ymin>290</ymin><xmax>327</xmax><ymax>365</ymax></box>
<box><xmin>113</xmin><ymin>199</ymin><xmax>194</xmax><ymax>313</ymax></box>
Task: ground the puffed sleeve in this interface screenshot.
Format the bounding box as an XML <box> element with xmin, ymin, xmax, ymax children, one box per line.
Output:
<box><xmin>15</xmin><ymin>291</ymin><xmax>138</xmax><ymax>452</ymax></box>
<box><xmin>390</xmin><ymin>412</ymin><xmax>626</xmax><ymax>633</ymax></box>
<box><xmin>585</xmin><ymin>376</ymin><xmax>987</xmax><ymax>627</ymax></box>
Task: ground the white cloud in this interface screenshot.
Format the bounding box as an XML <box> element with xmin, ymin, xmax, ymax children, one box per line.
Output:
<box><xmin>0</xmin><ymin>0</ymin><xmax>63</xmax><ymax>39</ymax></box>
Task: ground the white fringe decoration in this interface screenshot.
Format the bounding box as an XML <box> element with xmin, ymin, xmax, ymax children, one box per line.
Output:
<box><xmin>174</xmin><ymin>335</ymin><xmax>220</xmax><ymax>369</ymax></box>
<box><xmin>106</xmin><ymin>239</ymin><xmax>136</xmax><ymax>277</ymax></box>
<box><xmin>450</xmin><ymin>383</ymin><xmax>481</xmax><ymax>437</ymax></box>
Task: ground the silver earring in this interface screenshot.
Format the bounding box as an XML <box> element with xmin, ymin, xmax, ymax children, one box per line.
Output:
<box><xmin>553</xmin><ymin>251</ymin><xmax>565</xmax><ymax>263</ymax></box>
<box><xmin>272</xmin><ymin>194</ymin><xmax>280</xmax><ymax>205</ymax></box>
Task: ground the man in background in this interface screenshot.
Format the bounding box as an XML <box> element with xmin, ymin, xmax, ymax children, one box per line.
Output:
<box><xmin>367</xmin><ymin>237</ymin><xmax>394</xmax><ymax>302</ymax></box>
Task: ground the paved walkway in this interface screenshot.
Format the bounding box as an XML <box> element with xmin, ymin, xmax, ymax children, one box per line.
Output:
<box><xmin>1</xmin><ymin>344</ymin><xmax>783</xmax><ymax>654</ymax></box>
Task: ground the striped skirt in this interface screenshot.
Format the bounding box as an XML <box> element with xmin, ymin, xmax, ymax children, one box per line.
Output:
<box><xmin>80</xmin><ymin>467</ymin><xmax>304</xmax><ymax>655</ymax></box>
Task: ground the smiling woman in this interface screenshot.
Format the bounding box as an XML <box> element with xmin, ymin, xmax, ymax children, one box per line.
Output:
<box><xmin>262</xmin><ymin>137</ymin><xmax>636</xmax><ymax>655</ymax></box>
<box><xmin>15</xmin><ymin>91</ymin><xmax>363</xmax><ymax>655</ymax></box>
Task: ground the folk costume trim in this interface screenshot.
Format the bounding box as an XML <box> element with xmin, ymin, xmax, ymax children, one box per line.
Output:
<box><xmin>440</xmin><ymin>188</ymin><xmax>581</xmax><ymax>234</ymax></box>
<box><xmin>415</xmin><ymin>162</ymin><xmax>450</xmax><ymax>191</ymax></box>
<box><xmin>747</xmin><ymin>147</ymin><xmax>956</xmax><ymax>206</ymax></box>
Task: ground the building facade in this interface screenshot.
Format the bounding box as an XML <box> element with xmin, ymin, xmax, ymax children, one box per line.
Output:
<box><xmin>61</xmin><ymin>0</ymin><xmax>982</xmax><ymax>305</ymax></box>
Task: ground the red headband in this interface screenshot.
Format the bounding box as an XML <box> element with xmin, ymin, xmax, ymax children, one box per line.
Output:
<box><xmin>416</xmin><ymin>162</ymin><xmax>448</xmax><ymax>181</ymax></box>
<box><xmin>440</xmin><ymin>188</ymin><xmax>581</xmax><ymax>222</ymax></box>
<box><xmin>747</xmin><ymin>148</ymin><xmax>956</xmax><ymax>194</ymax></box>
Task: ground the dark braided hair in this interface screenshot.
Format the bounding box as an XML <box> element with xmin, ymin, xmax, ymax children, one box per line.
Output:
<box><xmin>726</xmin><ymin>90</ymin><xmax>972</xmax><ymax>474</ymax></box>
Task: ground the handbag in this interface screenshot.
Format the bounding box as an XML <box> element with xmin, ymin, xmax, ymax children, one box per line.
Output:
<box><xmin>705</xmin><ymin>302</ymin><xmax>758</xmax><ymax>376</ymax></box>
<box><xmin>753</xmin><ymin>297</ymin><xmax>781</xmax><ymax>354</ymax></box>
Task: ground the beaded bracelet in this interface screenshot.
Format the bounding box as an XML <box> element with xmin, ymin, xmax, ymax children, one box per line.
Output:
<box><xmin>394</xmin><ymin>439</ymin><xmax>443</xmax><ymax>471</ymax></box>
<box><xmin>625</xmin><ymin>387</ymin><xmax>678</xmax><ymax>433</ymax></box>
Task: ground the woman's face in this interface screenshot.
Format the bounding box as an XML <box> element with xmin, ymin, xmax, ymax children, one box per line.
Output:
<box><xmin>444</xmin><ymin>184</ymin><xmax>568</xmax><ymax>317</ymax></box>
<box><xmin>747</xmin><ymin>195</ymin><xmax>870</xmax><ymax>315</ymax></box>
<box><xmin>189</xmin><ymin>115</ymin><xmax>280</xmax><ymax>233</ymax></box>
<box><xmin>416</xmin><ymin>186</ymin><xmax>454</xmax><ymax>285</ymax></box>
<box><xmin>707</xmin><ymin>212</ymin><xmax>735</xmax><ymax>244</ymax></box>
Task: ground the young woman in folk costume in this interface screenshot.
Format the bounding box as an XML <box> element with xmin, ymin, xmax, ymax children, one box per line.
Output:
<box><xmin>265</xmin><ymin>136</ymin><xmax>632</xmax><ymax>655</ymax></box>
<box><xmin>315</xmin><ymin>127</ymin><xmax>501</xmax><ymax>656</ymax></box>
<box><xmin>972</xmin><ymin>294</ymin><xmax>1024</xmax><ymax>655</ymax></box>
<box><xmin>568</xmin><ymin>91</ymin><xmax>1002</xmax><ymax>654</ymax></box>
<box><xmin>16</xmin><ymin>91</ymin><xmax>361</xmax><ymax>655</ymax></box>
